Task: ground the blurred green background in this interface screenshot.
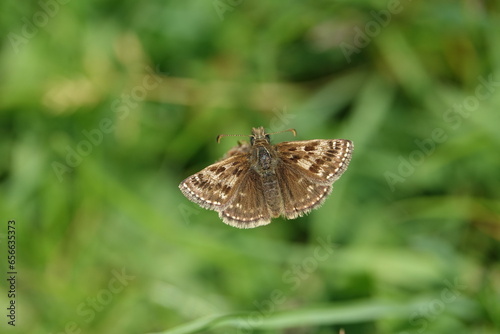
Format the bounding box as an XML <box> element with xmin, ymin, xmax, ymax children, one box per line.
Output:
<box><xmin>1</xmin><ymin>0</ymin><xmax>499</xmax><ymax>333</ymax></box>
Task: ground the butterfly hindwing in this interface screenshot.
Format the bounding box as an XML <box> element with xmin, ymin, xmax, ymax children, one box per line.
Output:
<box><xmin>276</xmin><ymin>161</ymin><xmax>332</xmax><ymax>219</ymax></box>
<box><xmin>219</xmin><ymin>169</ymin><xmax>272</xmax><ymax>228</ymax></box>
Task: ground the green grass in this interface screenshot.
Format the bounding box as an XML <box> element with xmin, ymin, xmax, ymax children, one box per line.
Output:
<box><xmin>1</xmin><ymin>1</ymin><xmax>499</xmax><ymax>333</ymax></box>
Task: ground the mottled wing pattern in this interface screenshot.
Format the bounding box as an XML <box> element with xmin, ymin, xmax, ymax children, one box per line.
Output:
<box><xmin>179</xmin><ymin>154</ymin><xmax>249</xmax><ymax>210</ymax></box>
<box><xmin>276</xmin><ymin>139</ymin><xmax>353</xmax><ymax>184</ymax></box>
<box><xmin>276</xmin><ymin>163</ymin><xmax>332</xmax><ymax>219</ymax></box>
<box><xmin>219</xmin><ymin>168</ymin><xmax>271</xmax><ymax>228</ymax></box>
<box><xmin>275</xmin><ymin>139</ymin><xmax>353</xmax><ymax>217</ymax></box>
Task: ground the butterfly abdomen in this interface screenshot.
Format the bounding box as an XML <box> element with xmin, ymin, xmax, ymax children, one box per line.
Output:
<box><xmin>262</xmin><ymin>175</ymin><xmax>282</xmax><ymax>218</ymax></box>
<box><xmin>253</xmin><ymin>146</ymin><xmax>282</xmax><ymax>217</ymax></box>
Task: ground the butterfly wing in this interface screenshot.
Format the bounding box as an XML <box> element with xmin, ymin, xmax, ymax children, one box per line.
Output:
<box><xmin>179</xmin><ymin>154</ymin><xmax>250</xmax><ymax>211</ymax></box>
<box><xmin>275</xmin><ymin>139</ymin><xmax>353</xmax><ymax>218</ymax></box>
<box><xmin>276</xmin><ymin>139</ymin><xmax>353</xmax><ymax>184</ymax></box>
<box><xmin>219</xmin><ymin>168</ymin><xmax>272</xmax><ymax>228</ymax></box>
<box><xmin>275</xmin><ymin>165</ymin><xmax>332</xmax><ymax>219</ymax></box>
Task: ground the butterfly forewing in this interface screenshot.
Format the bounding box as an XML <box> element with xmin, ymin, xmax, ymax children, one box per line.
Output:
<box><xmin>179</xmin><ymin>155</ymin><xmax>249</xmax><ymax>210</ymax></box>
<box><xmin>276</xmin><ymin>139</ymin><xmax>353</xmax><ymax>184</ymax></box>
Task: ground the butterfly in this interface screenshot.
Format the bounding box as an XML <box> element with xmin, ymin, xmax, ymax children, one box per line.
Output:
<box><xmin>179</xmin><ymin>127</ymin><xmax>353</xmax><ymax>228</ymax></box>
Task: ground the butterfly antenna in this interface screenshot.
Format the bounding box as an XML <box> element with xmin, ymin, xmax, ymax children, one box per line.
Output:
<box><xmin>216</xmin><ymin>133</ymin><xmax>250</xmax><ymax>143</ymax></box>
<box><xmin>268</xmin><ymin>128</ymin><xmax>297</xmax><ymax>137</ymax></box>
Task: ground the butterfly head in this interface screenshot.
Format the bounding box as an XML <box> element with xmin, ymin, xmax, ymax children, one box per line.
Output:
<box><xmin>216</xmin><ymin>126</ymin><xmax>296</xmax><ymax>145</ymax></box>
<box><xmin>250</xmin><ymin>127</ymin><xmax>270</xmax><ymax>146</ymax></box>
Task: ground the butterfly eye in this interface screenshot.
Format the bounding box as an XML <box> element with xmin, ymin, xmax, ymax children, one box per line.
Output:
<box><xmin>265</xmin><ymin>134</ymin><xmax>271</xmax><ymax>142</ymax></box>
<box><xmin>250</xmin><ymin>136</ymin><xmax>255</xmax><ymax>145</ymax></box>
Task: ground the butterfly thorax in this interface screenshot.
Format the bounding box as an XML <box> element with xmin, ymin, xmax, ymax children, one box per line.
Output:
<box><xmin>250</xmin><ymin>142</ymin><xmax>278</xmax><ymax>174</ymax></box>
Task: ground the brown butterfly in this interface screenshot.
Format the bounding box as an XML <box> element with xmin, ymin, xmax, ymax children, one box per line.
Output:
<box><xmin>179</xmin><ymin>127</ymin><xmax>353</xmax><ymax>228</ymax></box>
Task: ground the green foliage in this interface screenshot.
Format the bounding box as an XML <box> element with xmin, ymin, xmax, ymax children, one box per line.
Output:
<box><xmin>1</xmin><ymin>0</ymin><xmax>499</xmax><ymax>333</ymax></box>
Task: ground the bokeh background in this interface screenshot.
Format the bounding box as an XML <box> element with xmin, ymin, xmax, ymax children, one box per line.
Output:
<box><xmin>1</xmin><ymin>1</ymin><xmax>499</xmax><ymax>333</ymax></box>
